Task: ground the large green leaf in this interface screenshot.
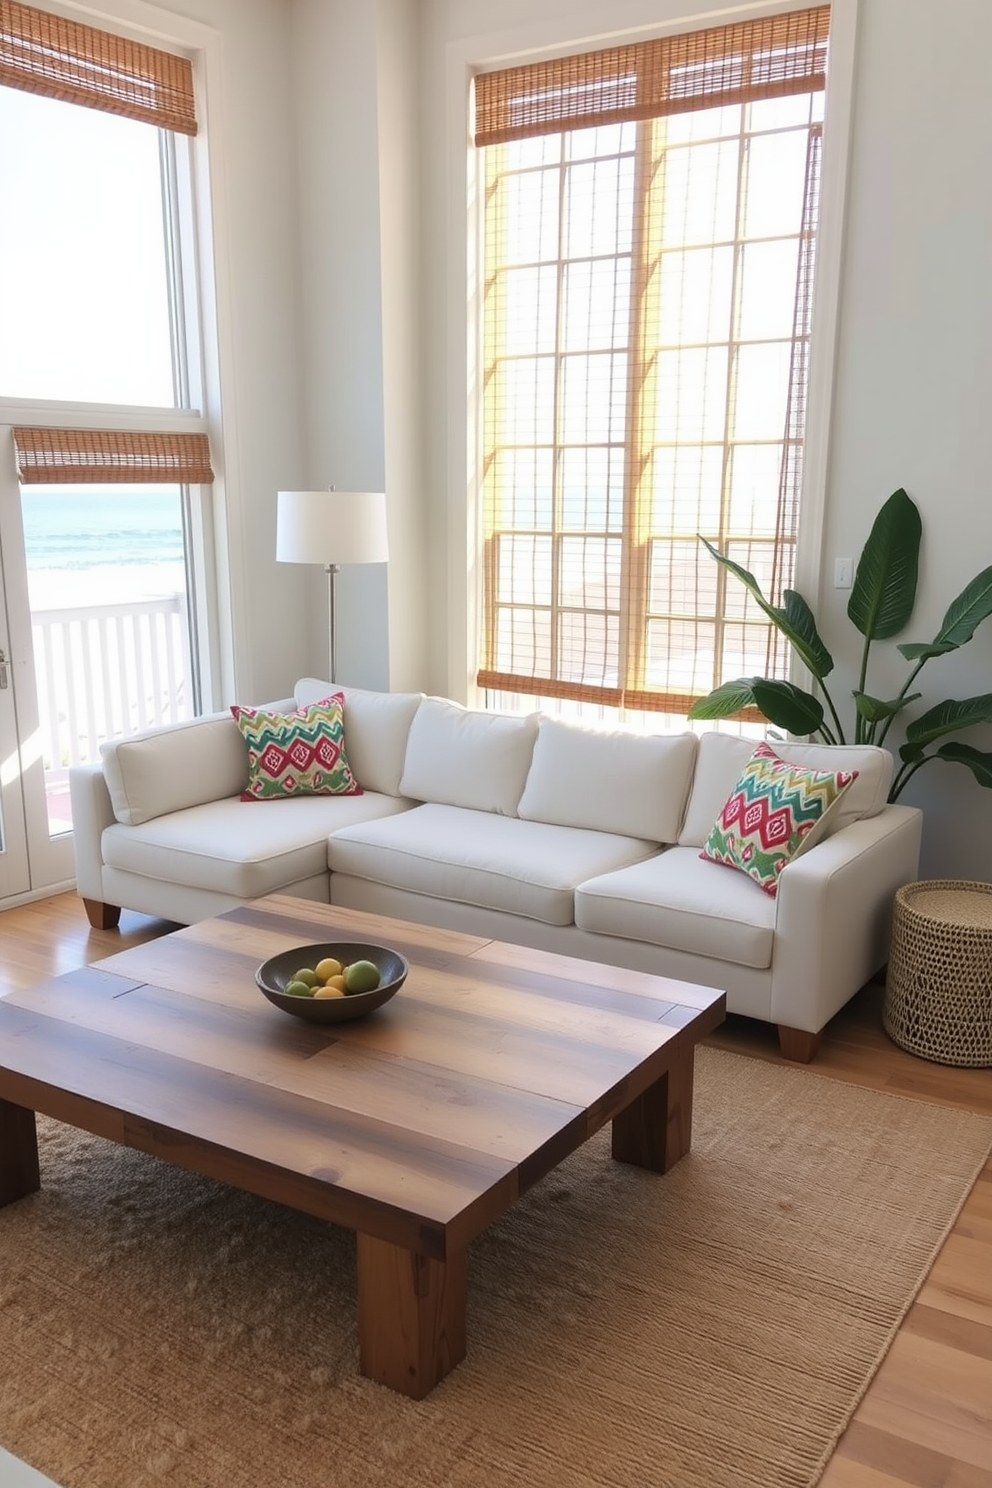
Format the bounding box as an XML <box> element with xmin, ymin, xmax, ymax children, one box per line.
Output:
<box><xmin>935</xmin><ymin>741</ymin><xmax>992</xmax><ymax>789</ymax></box>
<box><xmin>688</xmin><ymin>676</ymin><xmax>823</xmax><ymax>735</ymax></box>
<box><xmin>896</xmin><ymin>641</ymin><xmax>955</xmax><ymax>662</ymax></box>
<box><xmin>781</xmin><ymin>590</ymin><xmax>834</xmax><ymax>677</ymax></box>
<box><xmin>847</xmin><ymin>488</ymin><xmax>922</xmax><ymax>640</ymax></box>
<box><xmin>853</xmin><ymin>691</ymin><xmax>921</xmax><ymax>724</ymax></box>
<box><xmin>750</xmin><ymin>679</ymin><xmax>825</xmax><ymax>734</ymax></box>
<box><xmin>902</xmin><ymin>693</ymin><xmax>992</xmax><ymax>751</ymax></box>
<box><xmin>688</xmin><ymin>680</ymin><xmax>762</xmax><ymax>720</ymax></box>
<box><xmin>699</xmin><ymin>538</ymin><xmax>832</xmax><ymax>680</ymax></box>
<box><xmin>896</xmin><ymin>564</ymin><xmax>992</xmax><ymax>661</ymax></box>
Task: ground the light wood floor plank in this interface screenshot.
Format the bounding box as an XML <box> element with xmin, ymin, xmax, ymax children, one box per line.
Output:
<box><xmin>828</xmin><ymin>1420</ymin><xmax>992</xmax><ymax>1487</ymax></box>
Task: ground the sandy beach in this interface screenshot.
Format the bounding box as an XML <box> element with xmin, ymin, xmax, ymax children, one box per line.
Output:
<box><xmin>27</xmin><ymin>561</ymin><xmax>186</xmax><ymax>612</ymax></box>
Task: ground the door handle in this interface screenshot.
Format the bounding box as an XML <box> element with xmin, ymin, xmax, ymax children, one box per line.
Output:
<box><xmin>0</xmin><ymin>648</ymin><xmax>7</xmax><ymax>689</ymax></box>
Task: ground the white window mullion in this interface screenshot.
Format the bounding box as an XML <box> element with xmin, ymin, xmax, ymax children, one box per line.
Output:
<box><xmin>549</xmin><ymin>132</ymin><xmax>568</xmax><ymax>688</ymax></box>
<box><xmin>712</xmin><ymin>107</ymin><xmax>753</xmax><ymax>698</ymax></box>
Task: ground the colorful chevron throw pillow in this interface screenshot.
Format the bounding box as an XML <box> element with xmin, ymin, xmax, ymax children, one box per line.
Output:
<box><xmin>699</xmin><ymin>741</ymin><xmax>858</xmax><ymax>897</ymax></box>
<box><xmin>231</xmin><ymin>694</ymin><xmax>362</xmax><ymax>801</ymax></box>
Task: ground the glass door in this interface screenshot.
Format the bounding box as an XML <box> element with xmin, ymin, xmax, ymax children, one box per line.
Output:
<box><xmin>22</xmin><ymin>477</ymin><xmax>197</xmax><ymax>842</ymax></box>
<box><xmin>0</xmin><ymin>549</ymin><xmax>31</xmax><ymax>900</ymax></box>
<box><xmin>0</xmin><ymin>436</ymin><xmax>52</xmax><ymax>897</ymax></box>
<box><xmin>0</xmin><ymin>427</ymin><xmax>204</xmax><ymax>904</ymax></box>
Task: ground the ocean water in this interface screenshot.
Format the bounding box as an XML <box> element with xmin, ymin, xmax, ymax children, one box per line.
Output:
<box><xmin>21</xmin><ymin>488</ymin><xmax>184</xmax><ymax>571</ymax></box>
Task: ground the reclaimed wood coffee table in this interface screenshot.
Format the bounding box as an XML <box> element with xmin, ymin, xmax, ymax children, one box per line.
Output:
<box><xmin>0</xmin><ymin>894</ymin><xmax>725</xmax><ymax>1397</ymax></box>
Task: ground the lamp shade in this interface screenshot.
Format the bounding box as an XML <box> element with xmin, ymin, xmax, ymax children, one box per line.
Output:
<box><xmin>276</xmin><ymin>490</ymin><xmax>388</xmax><ymax>566</ymax></box>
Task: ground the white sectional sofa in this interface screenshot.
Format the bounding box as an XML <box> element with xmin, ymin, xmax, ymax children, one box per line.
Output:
<box><xmin>69</xmin><ymin>679</ymin><xmax>923</xmax><ymax>1061</ymax></box>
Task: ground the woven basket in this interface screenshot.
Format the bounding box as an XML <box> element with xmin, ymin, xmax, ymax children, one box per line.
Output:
<box><xmin>883</xmin><ymin>879</ymin><xmax>992</xmax><ymax>1067</ymax></box>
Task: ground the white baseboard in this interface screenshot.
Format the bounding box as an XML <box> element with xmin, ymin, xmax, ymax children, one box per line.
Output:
<box><xmin>0</xmin><ymin>878</ymin><xmax>76</xmax><ymax>913</ymax></box>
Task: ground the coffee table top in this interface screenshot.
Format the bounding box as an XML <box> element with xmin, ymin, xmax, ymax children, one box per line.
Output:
<box><xmin>0</xmin><ymin>896</ymin><xmax>725</xmax><ymax>1256</ymax></box>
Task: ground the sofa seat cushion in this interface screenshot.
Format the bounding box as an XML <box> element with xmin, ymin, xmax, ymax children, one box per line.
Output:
<box><xmin>327</xmin><ymin>803</ymin><xmax>659</xmax><ymax>926</ymax></box>
<box><xmin>101</xmin><ymin>792</ymin><xmax>413</xmax><ymax>900</ymax></box>
<box><xmin>575</xmin><ymin>845</ymin><xmax>776</xmax><ymax>969</ymax></box>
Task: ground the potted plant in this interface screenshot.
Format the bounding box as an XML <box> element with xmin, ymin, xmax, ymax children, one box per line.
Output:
<box><xmin>688</xmin><ymin>488</ymin><xmax>992</xmax><ymax>802</ymax></box>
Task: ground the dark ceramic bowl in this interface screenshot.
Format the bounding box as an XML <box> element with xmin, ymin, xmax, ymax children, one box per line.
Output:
<box><xmin>255</xmin><ymin>941</ymin><xmax>408</xmax><ymax>1023</ymax></box>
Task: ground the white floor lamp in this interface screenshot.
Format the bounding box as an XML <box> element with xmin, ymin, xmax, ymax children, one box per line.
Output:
<box><xmin>276</xmin><ymin>489</ymin><xmax>388</xmax><ymax>684</ymax></box>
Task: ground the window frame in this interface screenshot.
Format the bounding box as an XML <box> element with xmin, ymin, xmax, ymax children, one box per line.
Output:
<box><xmin>442</xmin><ymin>0</ymin><xmax>860</xmax><ymax>713</ymax></box>
<box><xmin>0</xmin><ymin>0</ymin><xmax>234</xmax><ymax>711</ymax></box>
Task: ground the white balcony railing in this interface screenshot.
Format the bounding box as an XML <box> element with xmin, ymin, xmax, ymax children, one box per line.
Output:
<box><xmin>32</xmin><ymin>595</ymin><xmax>193</xmax><ymax>831</ymax></box>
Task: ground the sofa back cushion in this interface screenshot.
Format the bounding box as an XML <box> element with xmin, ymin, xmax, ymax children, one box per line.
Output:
<box><xmin>294</xmin><ymin>679</ymin><xmax>423</xmax><ymax>796</ymax></box>
<box><xmin>679</xmin><ymin>731</ymin><xmax>893</xmax><ymax>847</ymax></box>
<box><xmin>101</xmin><ymin>713</ymin><xmax>251</xmax><ymax>826</ymax></box>
<box><xmin>398</xmin><ymin>697</ymin><xmax>539</xmax><ymax>815</ymax></box>
<box><xmin>517</xmin><ymin>716</ymin><xmax>698</xmax><ymax>843</ymax></box>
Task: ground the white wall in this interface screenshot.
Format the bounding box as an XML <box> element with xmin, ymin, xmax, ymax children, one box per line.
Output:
<box><xmin>102</xmin><ymin>0</ymin><xmax>312</xmax><ymax>704</ymax></box>
<box><xmin>288</xmin><ymin>0</ymin><xmax>427</xmax><ymax>693</ymax></box>
<box><xmin>817</xmin><ymin>0</ymin><xmax>992</xmax><ymax>878</ymax></box>
<box><xmin>289</xmin><ymin>0</ymin><xmax>387</xmax><ymax>690</ymax></box>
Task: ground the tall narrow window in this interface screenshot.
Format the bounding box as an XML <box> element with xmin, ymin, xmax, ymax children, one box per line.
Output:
<box><xmin>0</xmin><ymin>0</ymin><xmax>197</xmax><ymax>405</ymax></box>
<box><xmin>0</xmin><ymin>2</ymin><xmax>214</xmax><ymax>858</ymax></box>
<box><xmin>475</xmin><ymin>7</ymin><xmax>829</xmax><ymax>719</ymax></box>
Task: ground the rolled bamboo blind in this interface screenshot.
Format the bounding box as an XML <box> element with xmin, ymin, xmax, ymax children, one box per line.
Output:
<box><xmin>474</xmin><ymin>7</ymin><xmax>829</xmax><ymax>145</ymax></box>
<box><xmin>12</xmin><ymin>427</ymin><xmax>214</xmax><ymax>484</ymax></box>
<box><xmin>0</xmin><ymin>0</ymin><xmax>197</xmax><ymax>134</ymax></box>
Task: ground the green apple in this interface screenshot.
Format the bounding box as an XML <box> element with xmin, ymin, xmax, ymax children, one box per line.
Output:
<box><xmin>343</xmin><ymin>959</ymin><xmax>380</xmax><ymax>994</ymax></box>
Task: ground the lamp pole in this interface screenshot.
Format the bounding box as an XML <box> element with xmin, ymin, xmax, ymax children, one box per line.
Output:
<box><xmin>325</xmin><ymin>562</ymin><xmax>340</xmax><ymax>684</ymax></box>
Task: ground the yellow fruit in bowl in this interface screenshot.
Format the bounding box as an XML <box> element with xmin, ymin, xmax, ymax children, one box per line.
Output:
<box><xmin>314</xmin><ymin>984</ymin><xmax>346</xmax><ymax>999</ymax></box>
<box><xmin>326</xmin><ymin>974</ymin><xmax>347</xmax><ymax>993</ymax></box>
<box><xmin>314</xmin><ymin>957</ymin><xmax>343</xmax><ymax>984</ymax></box>
<box><xmin>344</xmin><ymin>959</ymin><xmax>381</xmax><ymax>994</ymax></box>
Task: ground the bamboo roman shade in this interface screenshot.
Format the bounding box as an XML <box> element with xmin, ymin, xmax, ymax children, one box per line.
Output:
<box><xmin>0</xmin><ymin>0</ymin><xmax>197</xmax><ymax>134</ymax></box>
<box><xmin>13</xmin><ymin>428</ymin><xmax>214</xmax><ymax>485</ymax></box>
<box><xmin>475</xmin><ymin>6</ymin><xmax>830</xmax><ymax>716</ymax></box>
<box><xmin>474</xmin><ymin>8</ymin><xmax>829</xmax><ymax>145</ymax></box>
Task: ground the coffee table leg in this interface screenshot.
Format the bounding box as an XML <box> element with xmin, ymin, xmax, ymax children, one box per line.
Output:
<box><xmin>612</xmin><ymin>1040</ymin><xmax>695</xmax><ymax>1173</ymax></box>
<box><xmin>356</xmin><ymin>1233</ymin><xmax>467</xmax><ymax>1398</ymax></box>
<box><xmin>0</xmin><ymin>1098</ymin><xmax>41</xmax><ymax>1206</ymax></box>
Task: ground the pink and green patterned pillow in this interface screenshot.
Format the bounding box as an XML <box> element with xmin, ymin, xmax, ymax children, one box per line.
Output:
<box><xmin>699</xmin><ymin>741</ymin><xmax>858</xmax><ymax>897</ymax></box>
<box><xmin>231</xmin><ymin>694</ymin><xmax>362</xmax><ymax>801</ymax></box>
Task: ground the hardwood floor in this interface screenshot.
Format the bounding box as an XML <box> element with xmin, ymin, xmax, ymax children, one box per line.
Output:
<box><xmin>709</xmin><ymin>989</ymin><xmax>992</xmax><ymax>1486</ymax></box>
<box><xmin>1</xmin><ymin>891</ymin><xmax>990</xmax><ymax>1484</ymax></box>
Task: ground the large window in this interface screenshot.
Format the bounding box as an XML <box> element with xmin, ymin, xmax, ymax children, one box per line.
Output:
<box><xmin>475</xmin><ymin>7</ymin><xmax>829</xmax><ymax>720</ymax></box>
<box><xmin>0</xmin><ymin>1</ymin><xmax>216</xmax><ymax>857</ymax></box>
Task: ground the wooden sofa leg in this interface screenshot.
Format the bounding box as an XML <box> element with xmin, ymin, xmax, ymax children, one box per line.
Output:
<box><xmin>82</xmin><ymin>898</ymin><xmax>121</xmax><ymax>931</ymax></box>
<box><xmin>777</xmin><ymin>1025</ymin><xmax>824</xmax><ymax>1063</ymax></box>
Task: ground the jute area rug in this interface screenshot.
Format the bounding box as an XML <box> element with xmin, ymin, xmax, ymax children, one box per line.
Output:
<box><xmin>2</xmin><ymin>1047</ymin><xmax>990</xmax><ymax>1488</ymax></box>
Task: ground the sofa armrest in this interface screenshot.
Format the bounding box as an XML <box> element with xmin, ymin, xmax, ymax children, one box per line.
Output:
<box><xmin>770</xmin><ymin>804</ymin><xmax>923</xmax><ymax>1034</ymax></box>
<box><xmin>69</xmin><ymin>763</ymin><xmax>117</xmax><ymax>901</ymax></box>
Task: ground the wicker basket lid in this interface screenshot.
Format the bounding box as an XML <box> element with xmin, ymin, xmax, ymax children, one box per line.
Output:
<box><xmin>897</xmin><ymin>879</ymin><xmax>992</xmax><ymax>932</ymax></box>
